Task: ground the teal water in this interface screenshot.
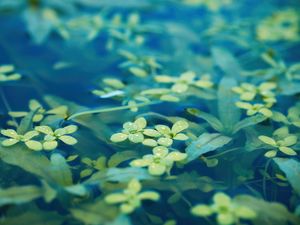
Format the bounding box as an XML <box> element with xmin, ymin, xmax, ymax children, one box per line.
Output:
<box><xmin>0</xmin><ymin>1</ymin><xmax>300</xmax><ymax>225</ymax></box>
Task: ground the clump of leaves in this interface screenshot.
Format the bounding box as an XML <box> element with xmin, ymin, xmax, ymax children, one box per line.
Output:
<box><xmin>256</xmin><ymin>8</ymin><xmax>300</xmax><ymax>42</ymax></box>
<box><xmin>191</xmin><ymin>192</ymin><xmax>256</xmax><ymax>225</ymax></box>
<box><xmin>9</xmin><ymin>99</ymin><xmax>68</xmax><ymax>122</ymax></box>
<box><xmin>258</xmin><ymin>126</ymin><xmax>298</xmax><ymax>157</ymax></box>
<box><xmin>104</xmin><ymin>179</ymin><xmax>160</xmax><ymax>214</ymax></box>
<box><xmin>130</xmin><ymin>146</ymin><xmax>187</xmax><ymax>176</ymax></box>
<box><xmin>1</xmin><ymin>129</ymin><xmax>42</xmax><ymax>151</ymax></box>
<box><xmin>35</xmin><ymin>125</ymin><xmax>78</xmax><ymax>150</ymax></box>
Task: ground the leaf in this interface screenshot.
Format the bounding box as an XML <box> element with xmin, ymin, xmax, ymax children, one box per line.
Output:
<box><xmin>274</xmin><ymin>158</ymin><xmax>300</xmax><ymax>195</ymax></box>
<box><xmin>70</xmin><ymin>200</ymin><xmax>118</xmax><ymax>225</ymax></box>
<box><xmin>48</xmin><ymin>153</ymin><xmax>73</xmax><ymax>186</ymax></box>
<box><xmin>108</xmin><ymin>150</ymin><xmax>140</xmax><ymax>168</ymax></box>
<box><xmin>217</xmin><ymin>77</ymin><xmax>241</xmax><ymax>134</ymax></box>
<box><xmin>234</xmin><ymin>195</ymin><xmax>300</xmax><ymax>225</ymax></box>
<box><xmin>17</xmin><ymin>109</ymin><xmax>38</xmax><ymax>134</ymax></box>
<box><xmin>0</xmin><ymin>144</ymin><xmax>51</xmax><ymax>179</ymax></box>
<box><xmin>64</xmin><ymin>184</ymin><xmax>87</xmax><ymax>196</ymax></box>
<box><xmin>2</xmin><ymin>205</ymin><xmax>64</xmax><ymax>225</ymax></box>
<box><xmin>186</xmin><ymin>108</ymin><xmax>223</xmax><ymax>132</ymax></box>
<box><xmin>233</xmin><ymin>114</ymin><xmax>267</xmax><ymax>134</ymax></box>
<box><xmin>23</xmin><ymin>9</ymin><xmax>54</xmax><ymax>44</ymax></box>
<box><xmin>211</xmin><ymin>47</ymin><xmax>242</xmax><ymax>79</ymax></box>
<box><xmin>0</xmin><ymin>185</ymin><xmax>43</xmax><ymax>206</ymax></box>
<box><xmin>86</xmin><ymin>167</ymin><xmax>153</xmax><ymax>185</ymax></box>
<box><xmin>185</xmin><ymin>133</ymin><xmax>232</xmax><ymax>162</ymax></box>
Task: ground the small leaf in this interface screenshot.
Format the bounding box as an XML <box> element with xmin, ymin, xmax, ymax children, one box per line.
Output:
<box><xmin>279</xmin><ymin>147</ymin><xmax>297</xmax><ymax>156</ymax></box>
<box><xmin>264</xmin><ymin>150</ymin><xmax>277</xmax><ymax>158</ymax></box>
<box><xmin>258</xmin><ymin>136</ymin><xmax>277</xmax><ymax>146</ymax></box>
<box><xmin>25</xmin><ymin>140</ymin><xmax>43</xmax><ymax>151</ymax></box>
<box><xmin>59</xmin><ymin>135</ymin><xmax>78</xmax><ymax>145</ymax></box>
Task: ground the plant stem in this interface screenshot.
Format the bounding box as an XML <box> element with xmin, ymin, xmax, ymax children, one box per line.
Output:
<box><xmin>206</xmin><ymin>147</ymin><xmax>241</xmax><ymax>159</ymax></box>
<box><xmin>67</xmin><ymin>101</ymin><xmax>160</xmax><ymax>120</ymax></box>
<box><xmin>263</xmin><ymin>159</ymin><xmax>272</xmax><ymax>200</ymax></box>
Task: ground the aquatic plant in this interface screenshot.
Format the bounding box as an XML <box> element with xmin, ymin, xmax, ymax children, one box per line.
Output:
<box><xmin>0</xmin><ymin>1</ymin><xmax>300</xmax><ymax>225</ymax></box>
<box><xmin>105</xmin><ymin>179</ymin><xmax>160</xmax><ymax>214</ymax></box>
<box><xmin>191</xmin><ymin>192</ymin><xmax>256</xmax><ymax>225</ymax></box>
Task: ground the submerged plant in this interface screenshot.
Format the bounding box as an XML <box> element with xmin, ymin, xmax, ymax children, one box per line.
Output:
<box><xmin>258</xmin><ymin>127</ymin><xmax>298</xmax><ymax>157</ymax></box>
<box><xmin>235</xmin><ymin>102</ymin><xmax>273</xmax><ymax>117</ymax></box>
<box><xmin>9</xmin><ymin>99</ymin><xmax>68</xmax><ymax>122</ymax></box>
<box><xmin>1</xmin><ymin>2</ymin><xmax>300</xmax><ymax>225</ymax></box>
<box><xmin>130</xmin><ymin>146</ymin><xmax>187</xmax><ymax>176</ymax></box>
<box><xmin>256</xmin><ymin>9</ymin><xmax>300</xmax><ymax>42</ymax></box>
<box><xmin>154</xmin><ymin>71</ymin><xmax>213</xmax><ymax>93</ymax></box>
<box><xmin>232</xmin><ymin>82</ymin><xmax>276</xmax><ymax>105</ymax></box>
<box><xmin>0</xmin><ymin>64</ymin><xmax>22</xmax><ymax>82</ymax></box>
<box><xmin>191</xmin><ymin>193</ymin><xmax>256</xmax><ymax>225</ymax></box>
<box><xmin>104</xmin><ymin>179</ymin><xmax>160</xmax><ymax>214</ymax></box>
<box><xmin>154</xmin><ymin>120</ymin><xmax>189</xmax><ymax>146</ymax></box>
<box><xmin>110</xmin><ymin>117</ymin><xmax>147</xmax><ymax>143</ymax></box>
<box><xmin>1</xmin><ymin>129</ymin><xmax>42</xmax><ymax>151</ymax></box>
<box><xmin>35</xmin><ymin>125</ymin><xmax>78</xmax><ymax>150</ymax></box>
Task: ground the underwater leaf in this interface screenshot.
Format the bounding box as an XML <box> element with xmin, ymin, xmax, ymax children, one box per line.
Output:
<box><xmin>64</xmin><ymin>184</ymin><xmax>87</xmax><ymax>196</ymax></box>
<box><xmin>186</xmin><ymin>108</ymin><xmax>224</xmax><ymax>132</ymax></box>
<box><xmin>0</xmin><ymin>144</ymin><xmax>51</xmax><ymax>179</ymax></box>
<box><xmin>86</xmin><ymin>167</ymin><xmax>153</xmax><ymax>185</ymax></box>
<box><xmin>70</xmin><ymin>200</ymin><xmax>118</xmax><ymax>225</ymax></box>
<box><xmin>186</xmin><ymin>133</ymin><xmax>232</xmax><ymax>162</ymax></box>
<box><xmin>0</xmin><ymin>185</ymin><xmax>43</xmax><ymax>206</ymax></box>
<box><xmin>108</xmin><ymin>150</ymin><xmax>140</xmax><ymax>167</ymax></box>
<box><xmin>17</xmin><ymin>109</ymin><xmax>38</xmax><ymax>135</ymax></box>
<box><xmin>274</xmin><ymin>158</ymin><xmax>300</xmax><ymax>195</ymax></box>
<box><xmin>48</xmin><ymin>153</ymin><xmax>73</xmax><ymax>186</ymax></box>
<box><xmin>234</xmin><ymin>195</ymin><xmax>300</xmax><ymax>225</ymax></box>
<box><xmin>23</xmin><ymin>9</ymin><xmax>54</xmax><ymax>44</ymax></box>
<box><xmin>217</xmin><ymin>77</ymin><xmax>241</xmax><ymax>134</ymax></box>
<box><xmin>233</xmin><ymin>114</ymin><xmax>267</xmax><ymax>134</ymax></box>
<box><xmin>211</xmin><ymin>47</ymin><xmax>242</xmax><ymax>79</ymax></box>
<box><xmin>2</xmin><ymin>205</ymin><xmax>64</xmax><ymax>225</ymax></box>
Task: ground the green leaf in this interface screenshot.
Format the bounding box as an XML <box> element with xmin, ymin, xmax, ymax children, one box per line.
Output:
<box><xmin>70</xmin><ymin>200</ymin><xmax>118</xmax><ymax>225</ymax></box>
<box><xmin>211</xmin><ymin>47</ymin><xmax>241</xmax><ymax>79</ymax></box>
<box><xmin>0</xmin><ymin>185</ymin><xmax>43</xmax><ymax>206</ymax></box>
<box><xmin>48</xmin><ymin>153</ymin><xmax>73</xmax><ymax>186</ymax></box>
<box><xmin>17</xmin><ymin>109</ymin><xmax>39</xmax><ymax>134</ymax></box>
<box><xmin>217</xmin><ymin>77</ymin><xmax>241</xmax><ymax>134</ymax></box>
<box><xmin>274</xmin><ymin>158</ymin><xmax>300</xmax><ymax>195</ymax></box>
<box><xmin>186</xmin><ymin>108</ymin><xmax>224</xmax><ymax>132</ymax></box>
<box><xmin>108</xmin><ymin>150</ymin><xmax>140</xmax><ymax>167</ymax></box>
<box><xmin>0</xmin><ymin>144</ymin><xmax>51</xmax><ymax>179</ymax></box>
<box><xmin>186</xmin><ymin>133</ymin><xmax>232</xmax><ymax>162</ymax></box>
<box><xmin>86</xmin><ymin>167</ymin><xmax>153</xmax><ymax>185</ymax></box>
<box><xmin>233</xmin><ymin>114</ymin><xmax>267</xmax><ymax>134</ymax></box>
